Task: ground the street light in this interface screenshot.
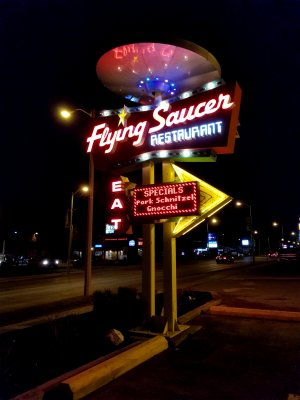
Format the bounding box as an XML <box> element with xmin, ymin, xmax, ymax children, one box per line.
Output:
<box><xmin>59</xmin><ymin>106</ymin><xmax>95</xmax><ymax>295</ymax></box>
<box><xmin>206</xmin><ymin>217</ymin><xmax>218</xmax><ymax>232</ymax></box>
<box><xmin>206</xmin><ymin>217</ymin><xmax>218</xmax><ymax>250</ymax></box>
<box><xmin>272</xmin><ymin>221</ymin><xmax>284</xmax><ymax>249</ymax></box>
<box><xmin>67</xmin><ymin>186</ymin><xmax>89</xmax><ymax>273</ymax></box>
<box><xmin>60</xmin><ymin>108</ymin><xmax>95</xmax><ymax>119</ymax></box>
<box><xmin>235</xmin><ymin>200</ymin><xmax>255</xmax><ymax>263</ymax></box>
<box><xmin>253</xmin><ymin>230</ymin><xmax>260</xmax><ymax>255</ymax></box>
<box><xmin>272</xmin><ymin>221</ymin><xmax>284</xmax><ymax>240</ymax></box>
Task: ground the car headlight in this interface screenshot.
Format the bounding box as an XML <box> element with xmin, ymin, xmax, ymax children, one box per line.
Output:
<box><xmin>42</xmin><ymin>259</ymin><xmax>49</xmax><ymax>266</ymax></box>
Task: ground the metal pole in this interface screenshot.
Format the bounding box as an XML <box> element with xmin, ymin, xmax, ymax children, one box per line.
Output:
<box><xmin>142</xmin><ymin>161</ymin><xmax>155</xmax><ymax>318</ymax></box>
<box><xmin>84</xmin><ymin>153</ymin><xmax>94</xmax><ymax>296</ymax></box>
<box><xmin>162</xmin><ymin>161</ymin><xmax>179</xmax><ymax>333</ymax></box>
<box><xmin>206</xmin><ymin>220</ymin><xmax>210</xmax><ymax>250</ymax></box>
<box><xmin>249</xmin><ymin>205</ymin><xmax>255</xmax><ymax>264</ymax></box>
<box><xmin>67</xmin><ymin>192</ymin><xmax>74</xmax><ymax>274</ymax></box>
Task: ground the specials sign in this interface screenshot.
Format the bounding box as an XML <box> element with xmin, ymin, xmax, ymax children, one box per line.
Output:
<box><xmin>132</xmin><ymin>181</ymin><xmax>200</xmax><ymax>221</ymax></box>
<box><xmin>86</xmin><ymin>82</ymin><xmax>241</xmax><ymax>171</ymax></box>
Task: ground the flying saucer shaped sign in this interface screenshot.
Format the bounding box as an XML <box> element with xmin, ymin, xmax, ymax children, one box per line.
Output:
<box><xmin>96</xmin><ymin>41</ymin><xmax>221</xmax><ymax>105</ymax></box>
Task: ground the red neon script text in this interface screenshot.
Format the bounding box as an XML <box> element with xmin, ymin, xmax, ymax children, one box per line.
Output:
<box><xmin>86</xmin><ymin>93</ymin><xmax>234</xmax><ymax>154</ymax></box>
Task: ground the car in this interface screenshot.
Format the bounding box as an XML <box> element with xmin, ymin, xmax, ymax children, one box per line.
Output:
<box><xmin>0</xmin><ymin>253</ymin><xmax>17</xmax><ymax>269</ymax></box>
<box><xmin>216</xmin><ymin>253</ymin><xmax>235</xmax><ymax>264</ymax></box>
<box><xmin>16</xmin><ymin>255</ymin><xmax>30</xmax><ymax>267</ymax></box>
<box><xmin>72</xmin><ymin>257</ymin><xmax>84</xmax><ymax>267</ymax></box>
<box><xmin>268</xmin><ymin>251</ymin><xmax>278</xmax><ymax>259</ymax></box>
<box><xmin>0</xmin><ymin>253</ymin><xmax>6</xmax><ymax>265</ymax></box>
<box><xmin>277</xmin><ymin>248</ymin><xmax>300</xmax><ymax>262</ymax></box>
<box><xmin>28</xmin><ymin>256</ymin><xmax>61</xmax><ymax>269</ymax></box>
<box><xmin>38</xmin><ymin>257</ymin><xmax>60</xmax><ymax>268</ymax></box>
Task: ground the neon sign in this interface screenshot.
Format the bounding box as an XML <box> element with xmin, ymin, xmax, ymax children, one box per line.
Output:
<box><xmin>107</xmin><ymin>179</ymin><xmax>131</xmax><ymax>233</ymax></box>
<box><xmin>150</xmin><ymin>121</ymin><xmax>223</xmax><ymax>146</ymax></box>
<box><xmin>133</xmin><ymin>181</ymin><xmax>199</xmax><ymax>221</ymax></box>
<box><xmin>106</xmin><ymin>176</ymin><xmax>136</xmax><ymax>234</ymax></box>
<box><xmin>86</xmin><ymin>82</ymin><xmax>241</xmax><ymax>171</ymax></box>
<box><xmin>112</xmin><ymin>43</ymin><xmax>175</xmax><ymax>60</ymax></box>
<box><xmin>87</xmin><ymin>92</ymin><xmax>233</xmax><ymax>154</ymax></box>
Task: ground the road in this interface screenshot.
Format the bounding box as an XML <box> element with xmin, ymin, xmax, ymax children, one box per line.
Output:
<box><xmin>1</xmin><ymin>256</ymin><xmax>300</xmax><ymax>315</ymax></box>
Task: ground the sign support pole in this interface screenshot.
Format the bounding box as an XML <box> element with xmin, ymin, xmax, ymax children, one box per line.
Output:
<box><xmin>162</xmin><ymin>161</ymin><xmax>179</xmax><ymax>332</ymax></box>
<box><xmin>142</xmin><ymin>161</ymin><xmax>155</xmax><ymax>318</ymax></box>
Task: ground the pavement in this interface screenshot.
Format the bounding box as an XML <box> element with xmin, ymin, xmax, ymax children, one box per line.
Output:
<box><xmin>10</xmin><ymin>292</ymin><xmax>300</xmax><ymax>400</ymax></box>
<box><xmin>82</xmin><ymin>310</ymin><xmax>300</xmax><ymax>400</ymax></box>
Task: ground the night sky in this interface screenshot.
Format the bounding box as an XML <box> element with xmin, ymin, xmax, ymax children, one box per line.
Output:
<box><xmin>0</xmin><ymin>0</ymin><xmax>299</xmax><ymax>255</ymax></box>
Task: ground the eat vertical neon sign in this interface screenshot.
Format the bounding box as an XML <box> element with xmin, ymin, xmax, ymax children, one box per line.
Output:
<box><xmin>109</xmin><ymin>180</ymin><xmax>125</xmax><ymax>230</ymax></box>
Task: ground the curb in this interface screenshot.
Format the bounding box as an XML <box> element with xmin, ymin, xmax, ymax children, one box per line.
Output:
<box><xmin>39</xmin><ymin>292</ymin><xmax>221</xmax><ymax>400</ymax></box>
<box><xmin>178</xmin><ymin>296</ymin><xmax>221</xmax><ymax>324</ymax></box>
<box><xmin>43</xmin><ymin>335</ymin><xmax>168</xmax><ymax>400</ymax></box>
<box><xmin>208</xmin><ymin>305</ymin><xmax>300</xmax><ymax>321</ymax></box>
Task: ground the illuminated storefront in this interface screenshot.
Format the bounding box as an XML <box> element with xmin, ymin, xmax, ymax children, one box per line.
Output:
<box><xmin>101</xmin><ymin>235</ymin><xmax>143</xmax><ymax>264</ymax></box>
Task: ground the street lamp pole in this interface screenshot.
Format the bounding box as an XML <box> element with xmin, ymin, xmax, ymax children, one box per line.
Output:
<box><xmin>249</xmin><ymin>204</ymin><xmax>255</xmax><ymax>264</ymax></box>
<box><xmin>67</xmin><ymin>185</ymin><xmax>89</xmax><ymax>274</ymax></box>
<box><xmin>206</xmin><ymin>217</ymin><xmax>218</xmax><ymax>252</ymax></box>
<box><xmin>60</xmin><ymin>106</ymin><xmax>95</xmax><ymax>296</ymax></box>
<box><xmin>84</xmin><ymin>152</ymin><xmax>94</xmax><ymax>297</ymax></box>
<box><xmin>67</xmin><ymin>191</ymin><xmax>75</xmax><ymax>273</ymax></box>
<box><xmin>253</xmin><ymin>230</ymin><xmax>260</xmax><ymax>256</ymax></box>
<box><xmin>272</xmin><ymin>221</ymin><xmax>284</xmax><ymax>245</ymax></box>
<box><xmin>236</xmin><ymin>201</ymin><xmax>255</xmax><ymax>264</ymax></box>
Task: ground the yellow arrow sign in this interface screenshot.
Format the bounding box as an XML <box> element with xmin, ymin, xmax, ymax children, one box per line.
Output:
<box><xmin>171</xmin><ymin>164</ymin><xmax>232</xmax><ymax>237</ymax></box>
